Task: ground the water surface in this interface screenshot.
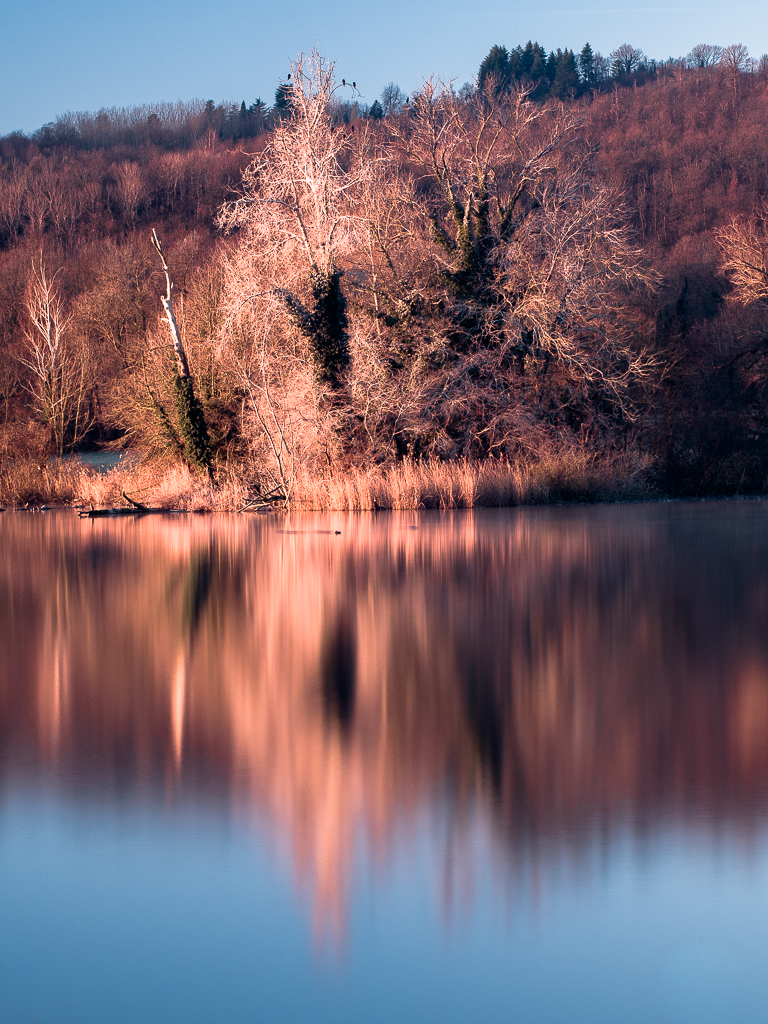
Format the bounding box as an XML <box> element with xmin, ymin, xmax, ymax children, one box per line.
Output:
<box><xmin>1</xmin><ymin>503</ymin><xmax>768</xmax><ymax>1023</ymax></box>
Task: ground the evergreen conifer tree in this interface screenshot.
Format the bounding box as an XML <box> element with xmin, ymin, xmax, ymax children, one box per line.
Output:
<box><xmin>478</xmin><ymin>45</ymin><xmax>511</xmax><ymax>96</ymax></box>
<box><xmin>551</xmin><ymin>49</ymin><xmax>579</xmax><ymax>97</ymax></box>
<box><xmin>545</xmin><ymin>51</ymin><xmax>558</xmax><ymax>83</ymax></box>
<box><xmin>508</xmin><ymin>47</ymin><xmax>523</xmax><ymax>80</ymax></box>
<box><xmin>528</xmin><ymin>43</ymin><xmax>547</xmax><ymax>80</ymax></box>
<box><xmin>520</xmin><ymin>41</ymin><xmax>536</xmax><ymax>77</ymax></box>
<box><xmin>579</xmin><ymin>42</ymin><xmax>596</xmax><ymax>83</ymax></box>
<box><xmin>273</xmin><ymin>82</ymin><xmax>293</xmax><ymax>113</ymax></box>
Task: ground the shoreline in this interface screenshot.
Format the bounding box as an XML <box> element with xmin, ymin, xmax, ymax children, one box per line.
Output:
<box><xmin>2</xmin><ymin>452</ymin><xmax>766</xmax><ymax>513</ymax></box>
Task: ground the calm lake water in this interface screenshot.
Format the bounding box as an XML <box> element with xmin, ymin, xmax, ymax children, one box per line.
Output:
<box><xmin>1</xmin><ymin>502</ymin><xmax>768</xmax><ymax>1023</ymax></box>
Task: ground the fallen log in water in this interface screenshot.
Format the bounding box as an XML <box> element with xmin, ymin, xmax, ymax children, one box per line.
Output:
<box><xmin>78</xmin><ymin>507</ymin><xmax>171</xmax><ymax>518</ymax></box>
<box><xmin>78</xmin><ymin>490</ymin><xmax>177</xmax><ymax>518</ymax></box>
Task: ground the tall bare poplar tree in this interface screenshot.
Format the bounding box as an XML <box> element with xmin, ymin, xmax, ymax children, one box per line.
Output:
<box><xmin>217</xmin><ymin>51</ymin><xmax>367</xmax><ymax>490</ymax></box>
<box><xmin>20</xmin><ymin>261</ymin><xmax>92</xmax><ymax>456</ymax></box>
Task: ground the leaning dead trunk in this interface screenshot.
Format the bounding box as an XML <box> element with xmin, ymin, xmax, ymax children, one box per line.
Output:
<box><xmin>151</xmin><ymin>229</ymin><xmax>212</xmax><ymax>473</ymax></box>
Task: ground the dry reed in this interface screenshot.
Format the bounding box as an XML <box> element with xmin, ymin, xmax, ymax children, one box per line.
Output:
<box><xmin>290</xmin><ymin>451</ymin><xmax>653</xmax><ymax>511</ymax></box>
<box><xmin>1</xmin><ymin>450</ymin><xmax>653</xmax><ymax>512</ymax></box>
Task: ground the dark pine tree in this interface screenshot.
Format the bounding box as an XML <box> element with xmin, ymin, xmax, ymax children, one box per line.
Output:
<box><xmin>519</xmin><ymin>41</ymin><xmax>536</xmax><ymax>77</ymax></box>
<box><xmin>508</xmin><ymin>47</ymin><xmax>523</xmax><ymax>81</ymax></box>
<box><xmin>579</xmin><ymin>42</ymin><xmax>596</xmax><ymax>84</ymax></box>
<box><xmin>528</xmin><ymin>43</ymin><xmax>548</xmax><ymax>81</ymax></box>
<box><xmin>273</xmin><ymin>81</ymin><xmax>293</xmax><ymax>115</ymax></box>
<box><xmin>478</xmin><ymin>45</ymin><xmax>512</xmax><ymax>97</ymax></box>
<box><xmin>545</xmin><ymin>51</ymin><xmax>559</xmax><ymax>84</ymax></box>
<box><xmin>551</xmin><ymin>49</ymin><xmax>579</xmax><ymax>98</ymax></box>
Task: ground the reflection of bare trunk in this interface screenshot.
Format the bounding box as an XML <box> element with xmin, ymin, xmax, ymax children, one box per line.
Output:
<box><xmin>171</xmin><ymin>649</ymin><xmax>186</xmax><ymax>770</ymax></box>
<box><xmin>37</xmin><ymin>570</ymin><xmax>70</xmax><ymax>758</ymax></box>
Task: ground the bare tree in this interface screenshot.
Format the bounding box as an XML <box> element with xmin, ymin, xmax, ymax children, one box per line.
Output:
<box><xmin>715</xmin><ymin>209</ymin><xmax>768</xmax><ymax>376</ymax></box>
<box><xmin>718</xmin><ymin>209</ymin><xmax>768</xmax><ymax>306</ymax></box>
<box><xmin>394</xmin><ymin>81</ymin><xmax>656</xmax><ymax>399</ymax></box>
<box><xmin>0</xmin><ymin>163</ymin><xmax>26</xmax><ymax>244</ymax></box>
<box><xmin>353</xmin><ymin>78</ymin><xmax>660</xmax><ymax>457</ymax></box>
<box><xmin>226</xmin><ymin>299</ymin><xmax>302</xmax><ymax>503</ymax></box>
<box><xmin>19</xmin><ymin>261</ymin><xmax>92</xmax><ymax>456</ymax></box>
<box><xmin>380</xmin><ymin>83</ymin><xmax>406</xmax><ymax>116</ymax></box>
<box><xmin>216</xmin><ymin>54</ymin><xmax>658</xmax><ymax>468</ymax></box>
<box><xmin>24</xmin><ymin>170</ymin><xmax>51</xmax><ymax>237</ymax></box>
<box><xmin>720</xmin><ymin>43</ymin><xmax>753</xmax><ymax>97</ymax></box>
<box><xmin>610</xmin><ymin>44</ymin><xmax>645</xmax><ymax>77</ymax></box>
<box><xmin>217</xmin><ymin>51</ymin><xmax>370</xmax><ymax>480</ymax></box>
<box><xmin>686</xmin><ymin>44</ymin><xmax>723</xmax><ymax>69</ymax></box>
<box><xmin>115</xmin><ymin>161</ymin><xmax>147</xmax><ymax>223</ymax></box>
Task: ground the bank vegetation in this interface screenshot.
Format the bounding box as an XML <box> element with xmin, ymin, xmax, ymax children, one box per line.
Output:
<box><xmin>3</xmin><ymin>45</ymin><xmax>768</xmax><ymax>509</ymax></box>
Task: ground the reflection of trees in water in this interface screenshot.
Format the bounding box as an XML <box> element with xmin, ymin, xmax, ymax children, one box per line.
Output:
<box><xmin>2</xmin><ymin>508</ymin><xmax>768</xmax><ymax>937</ymax></box>
<box><xmin>321</xmin><ymin>609</ymin><xmax>356</xmax><ymax>737</ymax></box>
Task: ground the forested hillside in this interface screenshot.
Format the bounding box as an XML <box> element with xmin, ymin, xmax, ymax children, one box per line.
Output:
<box><xmin>2</xmin><ymin>44</ymin><xmax>768</xmax><ymax>506</ymax></box>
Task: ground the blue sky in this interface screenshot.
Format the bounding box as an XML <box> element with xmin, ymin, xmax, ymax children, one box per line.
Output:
<box><xmin>2</xmin><ymin>2</ymin><xmax>768</xmax><ymax>135</ymax></box>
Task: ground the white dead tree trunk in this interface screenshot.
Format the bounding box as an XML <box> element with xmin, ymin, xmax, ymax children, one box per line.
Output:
<box><xmin>150</xmin><ymin>229</ymin><xmax>212</xmax><ymax>473</ymax></box>
<box><xmin>151</xmin><ymin>228</ymin><xmax>190</xmax><ymax>378</ymax></box>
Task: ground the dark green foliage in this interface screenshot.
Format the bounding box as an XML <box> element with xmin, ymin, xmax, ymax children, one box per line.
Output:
<box><xmin>309</xmin><ymin>269</ymin><xmax>350</xmax><ymax>386</ymax></box>
<box><xmin>174</xmin><ymin>375</ymin><xmax>212</xmax><ymax>471</ymax></box>
<box><xmin>445</xmin><ymin>212</ymin><xmax>482</xmax><ymax>300</ymax></box>
<box><xmin>224</xmin><ymin>97</ymin><xmax>266</xmax><ymax>141</ymax></box>
<box><xmin>551</xmin><ymin>49</ymin><xmax>579</xmax><ymax>98</ymax></box>
<box><xmin>579</xmin><ymin>43</ymin><xmax>596</xmax><ymax>84</ymax></box>
<box><xmin>429</xmin><ymin>214</ymin><xmax>456</xmax><ymax>257</ymax></box>
<box><xmin>478</xmin><ymin>45</ymin><xmax>512</xmax><ymax>97</ymax></box>
<box><xmin>147</xmin><ymin>387</ymin><xmax>185</xmax><ymax>459</ymax></box>
<box><xmin>478</xmin><ymin>41</ymin><xmax>581</xmax><ymax>101</ymax></box>
<box><xmin>274</xmin><ymin>82</ymin><xmax>293</xmax><ymax>113</ymax></box>
<box><xmin>545</xmin><ymin>51</ymin><xmax>558</xmax><ymax>83</ymax></box>
<box><xmin>368</xmin><ymin>99</ymin><xmax>384</xmax><ymax>120</ymax></box>
<box><xmin>280</xmin><ymin>269</ymin><xmax>350</xmax><ymax>388</ymax></box>
<box><xmin>431</xmin><ymin>176</ymin><xmax>497</xmax><ymax>304</ymax></box>
<box><xmin>526</xmin><ymin>42</ymin><xmax>548</xmax><ymax>80</ymax></box>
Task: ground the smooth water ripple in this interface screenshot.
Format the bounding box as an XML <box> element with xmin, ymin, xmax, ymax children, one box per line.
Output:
<box><xmin>1</xmin><ymin>502</ymin><xmax>768</xmax><ymax>1022</ymax></box>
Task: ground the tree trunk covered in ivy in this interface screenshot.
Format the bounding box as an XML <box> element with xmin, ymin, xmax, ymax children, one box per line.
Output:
<box><xmin>280</xmin><ymin>268</ymin><xmax>350</xmax><ymax>389</ymax></box>
<box><xmin>152</xmin><ymin>229</ymin><xmax>213</xmax><ymax>473</ymax></box>
<box><xmin>174</xmin><ymin>375</ymin><xmax>212</xmax><ymax>471</ymax></box>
